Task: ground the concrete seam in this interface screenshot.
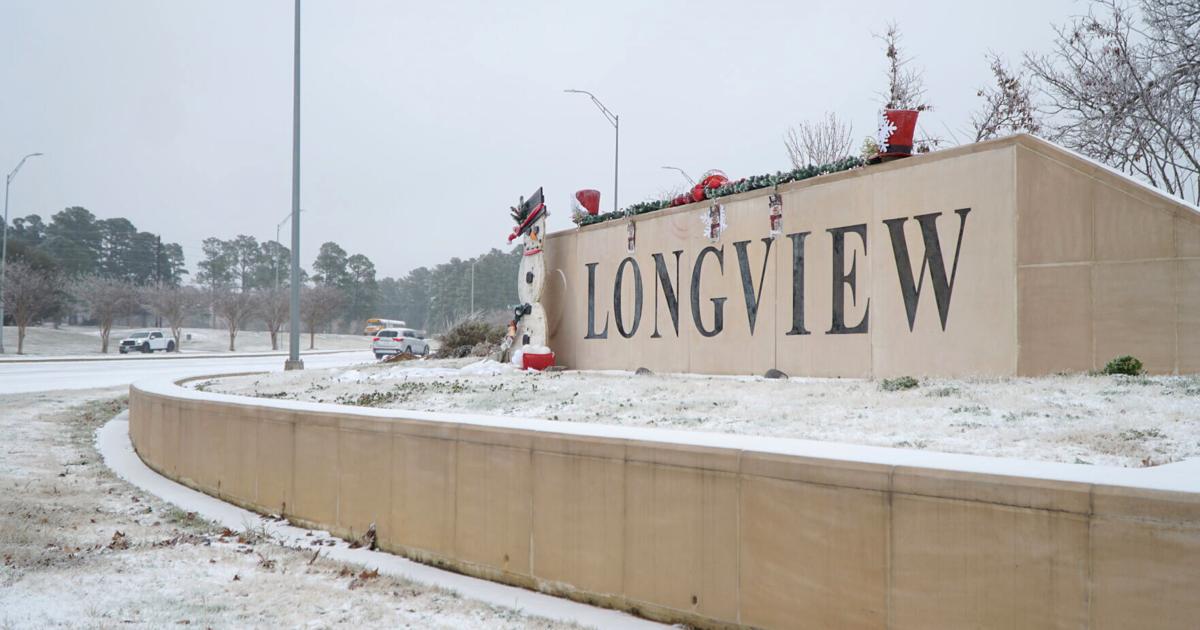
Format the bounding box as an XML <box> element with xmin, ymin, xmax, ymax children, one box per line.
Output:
<box><xmin>1018</xmin><ymin>255</ymin><xmax>1200</xmax><ymax>268</ymax></box>
<box><xmin>885</xmin><ymin>465</ymin><xmax>895</xmax><ymax>630</ymax></box>
<box><xmin>1086</xmin><ymin>484</ymin><xmax>1094</xmax><ymax>628</ymax></box>
<box><xmin>1013</xmin><ymin>143</ymin><xmax>1021</xmax><ymax>376</ymax></box>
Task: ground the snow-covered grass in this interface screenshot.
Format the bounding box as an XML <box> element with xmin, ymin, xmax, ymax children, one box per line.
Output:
<box><xmin>0</xmin><ymin>390</ymin><xmax>587</xmax><ymax>629</ymax></box>
<box><xmin>1</xmin><ymin>324</ymin><xmax>370</xmax><ymax>357</ymax></box>
<box><xmin>206</xmin><ymin>359</ymin><xmax>1200</xmax><ymax>468</ymax></box>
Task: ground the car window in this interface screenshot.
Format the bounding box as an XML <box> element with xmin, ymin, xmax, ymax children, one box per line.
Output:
<box><xmin>377</xmin><ymin>330</ymin><xmax>397</xmax><ymax>338</ymax></box>
<box><xmin>402</xmin><ymin>331</ymin><xmax>414</xmax><ymax>338</ymax></box>
<box><xmin>150</xmin><ymin>332</ymin><xmax>162</xmax><ymax>339</ymax></box>
<box><xmin>131</xmin><ymin>332</ymin><xmax>148</xmax><ymax>338</ymax></box>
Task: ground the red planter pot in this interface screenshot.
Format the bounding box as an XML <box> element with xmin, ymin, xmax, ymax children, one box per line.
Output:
<box><xmin>575</xmin><ymin>189</ymin><xmax>601</xmax><ymax>215</ymax></box>
<box><xmin>879</xmin><ymin>109</ymin><xmax>919</xmax><ymax>158</ymax></box>
<box><xmin>522</xmin><ymin>351</ymin><xmax>556</xmax><ymax>371</ymax></box>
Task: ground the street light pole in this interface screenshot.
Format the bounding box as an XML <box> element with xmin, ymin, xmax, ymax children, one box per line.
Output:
<box><xmin>0</xmin><ymin>152</ymin><xmax>44</xmax><ymax>354</ymax></box>
<box><xmin>285</xmin><ymin>0</ymin><xmax>304</xmax><ymax>371</ymax></box>
<box><xmin>661</xmin><ymin>165</ymin><xmax>695</xmax><ymax>185</ymax></box>
<box><xmin>564</xmin><ymin>89</ymin><xmax>619</xmax><ymax>213</ymax></box>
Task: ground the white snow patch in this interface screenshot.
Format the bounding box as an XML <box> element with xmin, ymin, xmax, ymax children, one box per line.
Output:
<box><xmin>199</xmin><ymin>362</ymin><xmax>1200</xmax><ymax>476</ymax></box>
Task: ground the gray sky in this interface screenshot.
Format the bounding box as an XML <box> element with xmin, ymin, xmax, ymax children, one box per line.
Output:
<box><xmin>1</xmin><ymin>0</ymin><xmax>1079</xmax><ymax>279</ymax></box>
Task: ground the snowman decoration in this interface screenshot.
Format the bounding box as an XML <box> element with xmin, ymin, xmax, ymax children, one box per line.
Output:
<box><xmin>505</xmin><ymin>187</ymin><xmax>555</xmax><ymax>370</ymax></box>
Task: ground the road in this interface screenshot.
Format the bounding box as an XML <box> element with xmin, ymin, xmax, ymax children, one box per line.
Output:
<box><xmin>0</xmin><ymin>350</ymin><xmax>372</xmax><ymax>395</ymax></box>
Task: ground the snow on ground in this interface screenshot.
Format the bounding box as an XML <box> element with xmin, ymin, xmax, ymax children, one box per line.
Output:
<box><xmin>0</xmin><ymin>390</ymin><xmax>589</xmax><ymax>629</ymax></box>
<box><xmin>1</xmin><ymin>324</ymin><xmax>371</xmax><ymax>357</ymax></box>
<box><xmin>0</xmin><ymin>351</ymin><xmax>374</xmax><ymax>395</ymax></box>
<box><xmin>207</xmin><ymin>358</ymin><xmax>1200</xmax><ymax>468</ymax></box>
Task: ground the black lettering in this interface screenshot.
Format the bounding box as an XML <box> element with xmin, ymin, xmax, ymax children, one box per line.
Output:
<box><xmin>827</xmin><ymin>224</ymin><xmax>869</xmax><ymax>334</ymax></box>
<box><xmin>613</xmin><ymin>257</ymin><xmax>643</xmax><ymax>338</ymax></box>
<box><xmin>786</xmin><ymin>231</ymin><xmax>811</xmax><ymax>336</ymax></box>
<box><xmin>690</xmin><ymin>246</ymin><xmax>727</xmax><ymax>338</ymax></box>
<box><xmin>651</xmin><ymin>250</ymin><xmax>683</xmax><ymax>338</ymax></box>
<box><xmin>734</xmin><ymin>238</ymin><xmax>774</xmax><ymax>335</ymax></box>
<box><xmin>585</xmin><ymin>262</ymin><xmax>609</xmax><ymax>339</ymax></box>
<box><xmin>883</xmin><ymin>208</ymin><xmax>971</xmax><ymax>331</ymax></box>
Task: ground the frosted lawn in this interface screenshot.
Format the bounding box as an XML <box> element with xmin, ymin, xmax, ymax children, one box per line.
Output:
<box><xmin>206</xmin><ymin>359</ymin><xmax>1200</xmax><ymax>468</ymax></box>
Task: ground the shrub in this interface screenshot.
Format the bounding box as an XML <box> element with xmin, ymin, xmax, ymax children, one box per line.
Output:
<box><xmin>437</xmin><ymin>317</ymin><xmax>505</xmax><ymax>358</ymax></box>
<box><xmin>880</xmin><ymin>376</ymin><xmax>919</xmax><ymax>391</ymax></box>
<box><xmin>1103</xmin><ymin>355</ymin><xmax>1143</xmax><ymax>376</ymax></box>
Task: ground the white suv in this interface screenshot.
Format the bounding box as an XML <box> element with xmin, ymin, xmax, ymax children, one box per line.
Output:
<box><xmin>118</xmin><ymin>330</ymin><xmax>174</xmax><ymax>354</ymax></box>
<box><xmin>372</xmin><ymin>328</ymin><xmax>428</xmax><ymax>358</ymax></box>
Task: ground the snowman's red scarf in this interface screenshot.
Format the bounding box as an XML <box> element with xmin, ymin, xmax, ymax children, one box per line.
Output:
<box><xmin>507</xmin><ymin>203</ymin><xmax>546</xmax><ymax>243</ymax></box>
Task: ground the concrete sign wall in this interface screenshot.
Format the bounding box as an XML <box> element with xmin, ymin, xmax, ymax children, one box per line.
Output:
<box><xmin>543</xmin><ymin>135</ymin><xmax>1200</xmax><ymax>376</ymax></box>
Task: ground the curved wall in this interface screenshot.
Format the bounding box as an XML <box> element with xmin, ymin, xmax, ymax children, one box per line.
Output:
<box><xmin>130</xmin><ymin>378</ymin><xmax>1200</xmax><ymax>629</ymax></box>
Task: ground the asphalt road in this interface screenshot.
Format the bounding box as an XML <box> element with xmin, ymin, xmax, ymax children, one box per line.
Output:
<box><xmin>0</xmin><ymin>350</ymin><xmax>372</xmax><ymax>395</ymax></box>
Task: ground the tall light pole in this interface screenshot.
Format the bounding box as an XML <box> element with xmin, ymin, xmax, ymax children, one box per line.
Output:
<box><xmin>661</xmin><ymin>165</ymin><xmax>695</xmax><ymax>185</ymax></box>
<box><xmin>0</xmin><ymin>152</ymin><xmax>44</xmax><ymax>354</ymax></box>
<box><xmin>285</xmin><ymin>0</ymin><xmax>304</xmax><ymax>370</ymax></box>
<box><xmin>564</xmin><ymin>89</ymin><xmax>619</xmax><ymax>213</ymax></box>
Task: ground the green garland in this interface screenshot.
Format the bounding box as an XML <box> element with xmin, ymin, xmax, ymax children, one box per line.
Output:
<box><xmin>576</xmin><ymin>156</ymin><xmax>865</xmax><ymax>228</ymax></box>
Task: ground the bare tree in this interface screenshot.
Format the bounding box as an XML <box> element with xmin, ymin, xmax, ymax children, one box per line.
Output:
<box><xmin>73</xmin><ymin>276</ymin><xmax>140</xmax><ymax>353</ymax></box>
<box><xmin>257</xmin><ymin>288</ymin><xmax>289</xmax><ymax>350</ymax></box>
<box><xmin>143</xmin><ymin>285</ymin><xmax>203</xmax><ymax>351</ymax></box>
<box><xmin>213</xmin><ymin>289</ymin><xmax>258</xmax><ymax>352</ymax></box>
<box><xmin>872</xmin><ymin>22</ymin><xmax>942</xmax><ymax>154</ymax></box>
<box><xmin>785</xmin><ymin>112</ymin><xmax>855</xmax><ymax>168</ymax></box>
<box><xmin>301</xmin><ymin>285</ymin><xmax>344</xmax><ymax>350</ymax></box>
<box><xmin>972</xmin><ymin>54</ymin><xmax>1041</xmax><ymax>142</ymax></box>
<box><xmin>1026</xmin><ymin>0</ymin><xmax>1200</xmax><ymax>203</ymax></box>
<box><xmin>877</xmin><ymin>22</ymin><xmax>933</xmax><ymax>112</ymax></box>
<box><xmin>1</xmin><ymin>261</ymin><xmax>60</xmax><ymax>354</ymax></box>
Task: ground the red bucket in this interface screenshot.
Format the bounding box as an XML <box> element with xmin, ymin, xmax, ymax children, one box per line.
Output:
<box><xmin>879</xmin><ymin>109</ymin><xmax>919</xmax><ymax>157</ymax></box>
<box><xmin>522</xmin><ymin>351</ymin><xmax>556</xmax><ymax>371</ymax></box>
<box><xmin>575</xmin><ymin>189</ymin><xmax>601</xmax><ymax>215</ymax></box>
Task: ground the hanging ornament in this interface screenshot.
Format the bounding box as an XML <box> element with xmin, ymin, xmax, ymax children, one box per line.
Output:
<box><xmin>702</xmin><ymin>203</ymin><xmax>726</xmax><ymax>242</ymax></box>
<box><xmin>768</xmin><ymin>193</ymin><xmax>783</xmax><ymax>238</ymax></box>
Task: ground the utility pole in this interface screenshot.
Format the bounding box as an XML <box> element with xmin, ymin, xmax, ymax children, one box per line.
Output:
<box><xmin>154</xmin><ymin>235</ymin><xmax>163</xmax><ymax>327</ymax></box>
<box><xmin>0</xmin><ymin>152</ymin><xmax>43</xmax><ymax>354</ymax></box>
<box><xmin>564</xmin><ymin>89</ymin><xmax>619</xmax><ymax>213</ymax></box>
<box><xmin>285</xmin><ymin>0</ymin><xmax>304</xmax><ymax>370</ymax></box>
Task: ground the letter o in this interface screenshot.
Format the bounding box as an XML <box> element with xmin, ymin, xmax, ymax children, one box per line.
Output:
<box><xmin>613</xmin><ymin>257</ymin><xmax>643</xmax><ymax>338</ymax></box>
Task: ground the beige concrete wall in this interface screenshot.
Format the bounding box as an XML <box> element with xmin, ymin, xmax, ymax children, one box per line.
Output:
<box><xmin>1014</xmin><ymin>139</ymin><xmax>1200</xmax><ymax>374</ymax></box>
<box><xmin>130</xmin><ymin>382</ymin><xmax>1200</xmax><ymax>629</ymax></box>
<box><xmin>545</xmin><ymin>135</ymin><xmax>1200</xmax><ymax>376</ymax></box>
<box><xmin>545</xmin><ymin>139</ymin><xmax>1021</xmax><ymax>378</ymax></box>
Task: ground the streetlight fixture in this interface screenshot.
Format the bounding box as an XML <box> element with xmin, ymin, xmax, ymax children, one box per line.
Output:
<box><xmin>0</xmin><ymin>152</ymin><xmax>44</xmax><ymax>354</ymax></box>
<box><xmin>564</xmin><ymin>89</ymin><xmax>619</xmax><ymax>213</ymax></box>
<box><xmin>285</xmin><ymin>0</ymin><xmax>304</xmax><ymax>371</ymax></box>
<box><xmin>661</xmin><ymin>165</ymin><xmax>695</xmax><ymax>185</ymax></box>
<box><xmin>274</xmin><ymin>208</ymin><xmax>306</xmax><ymax>292</ymax></box>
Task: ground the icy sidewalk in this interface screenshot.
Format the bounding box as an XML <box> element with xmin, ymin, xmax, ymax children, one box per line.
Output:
<box><xmin>96</xmin><ymin>411</ymin><xmax>662</xmax><ymax>630</ymax></box>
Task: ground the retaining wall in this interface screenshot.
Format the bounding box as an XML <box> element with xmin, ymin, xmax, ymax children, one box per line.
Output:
<box><xmin>130</xmin><ymin>378</ymin><xmax>1200</xmax><ymax>629</ymax></box>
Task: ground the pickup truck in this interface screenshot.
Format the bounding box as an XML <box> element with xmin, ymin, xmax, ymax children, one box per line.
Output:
<box><xmin>118</xmin><ymin>330</ymin><xmax>175</xmax><ymax>354</ymax></box>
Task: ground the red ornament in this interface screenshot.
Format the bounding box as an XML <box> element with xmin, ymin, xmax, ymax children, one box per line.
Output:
<box><xmin>689</xmin><ymin>171</ymin><xmax>729</xmax><ymax>203</ymax></box>
<box><xmin>575</xmin><ymin>189</ymin><xmax>601</xmax><ymax>215</ymax></box>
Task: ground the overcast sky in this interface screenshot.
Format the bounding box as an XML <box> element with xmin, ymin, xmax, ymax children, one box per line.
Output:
<box><xmin>0</xmin><ymin>0</ymin><xmax>1081</xmax><ymax>279</ymax></box>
